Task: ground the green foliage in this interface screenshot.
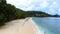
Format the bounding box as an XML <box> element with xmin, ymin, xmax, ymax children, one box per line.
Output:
<box><xmin>0</xmin><ymin>0</ymin><xmax>52</xmax><ymax>27</ymax></box>
<box><xmin>0</xmin><ymin>0</ymin><xmax>29</xmax><ymax>26</ymax></box>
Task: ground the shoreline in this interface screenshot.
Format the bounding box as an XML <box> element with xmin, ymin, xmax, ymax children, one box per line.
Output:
<box><xmin>0</xmin><ymin>17</ymin><xmax>44</xmax><ymax>34</ymax></box>
<box><xmin>30</xmin><ymin>18</ymin><xmax>44</xmax><ymax>34</ymax></box>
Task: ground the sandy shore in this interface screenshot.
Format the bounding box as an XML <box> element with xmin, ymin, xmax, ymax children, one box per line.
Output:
<box><xmin>0</xmin><ymin>17</ymin><xmax>44</xmax><ymax>34</ymax></box>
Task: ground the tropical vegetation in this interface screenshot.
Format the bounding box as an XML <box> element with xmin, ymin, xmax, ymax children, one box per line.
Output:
<box><xmin>0</xmin><ymin>0</ymin><xmax>59</xmax><ymax>27</ymax></box>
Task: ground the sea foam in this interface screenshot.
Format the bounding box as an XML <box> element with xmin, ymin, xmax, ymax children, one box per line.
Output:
<box><xmin>30</xmin><ymin>18</ymin><xmax>44</xmax><ymax>34</ymax></box>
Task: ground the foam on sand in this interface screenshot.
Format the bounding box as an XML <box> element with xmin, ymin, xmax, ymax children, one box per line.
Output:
<box><xmin>30</xmin><ymin>18</ymin><xmax>45</xmax><ymax>34</ymax></box>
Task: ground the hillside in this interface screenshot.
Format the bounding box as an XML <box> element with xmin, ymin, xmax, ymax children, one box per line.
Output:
<box><xmin>0</xmin><ymin>0</ymin><xmax>29</xmax><ymax>26</ymax></box>
<box><xmin>26</xmin><ymin>11</ymin><xmax>51</xmax><ymax>17</ymax></box>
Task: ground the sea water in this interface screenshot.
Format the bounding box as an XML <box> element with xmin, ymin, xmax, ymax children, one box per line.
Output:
<box><xmin>32</xmin><ymin>17</ymin><xmax>60</xmax><ymax>34</ymax></box>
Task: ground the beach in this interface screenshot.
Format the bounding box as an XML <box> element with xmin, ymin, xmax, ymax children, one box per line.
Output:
<box><xmin>0</xmin><ymin>17</ymin><xmax>44</xmax><ymax>34</ymax></box>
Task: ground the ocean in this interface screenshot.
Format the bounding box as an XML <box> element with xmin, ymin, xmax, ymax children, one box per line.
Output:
<box><xmin>32</xmin><ymin>17</ymin><xmax>60</xmax><ymax>34</ymax></box>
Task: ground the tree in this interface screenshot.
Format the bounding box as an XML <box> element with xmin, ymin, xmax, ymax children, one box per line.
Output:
<box><xmin>0</xmin><ymin>0</ymin><xmax>29</xmax><ymax>26</ymax></box>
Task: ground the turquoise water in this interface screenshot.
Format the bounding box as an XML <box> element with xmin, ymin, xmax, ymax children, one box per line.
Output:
<box><xmin>32</xmin><ymin>17</ymin><xmax>60</xmax><ymax>34</ymax></box>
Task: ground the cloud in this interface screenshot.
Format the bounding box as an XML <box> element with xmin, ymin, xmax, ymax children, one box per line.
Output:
<box><xmin>39</xmin><ymin>1</ymin><xmax>49</xmax><ymax>9</ymax></box>
<box><xmin>49</xmin><ymin>2</ymin><xmax>58</xmax><ymax>9</ymax></box>
<box><xmin>6</xmin><ymin>0</ymin><xmax>60</xmax><ymax>14</ymax></box>
<box><xmin>6</xmin><ymin>0</ymin><xmax>33</xmax><ymax>8</ymax></box>
<box><xmin>49</xmin><ymin>8</ymin><xmax>55</xmax><ymax>12</ymax></box>
<box><xmin>48</xmin><ymin>1</ymin><xmax>59</xmax><ymax>13</ymax></box>
<box><xmin>23</xmin><ymin>5</ymin><xmax>34</xmax><ymax>11</ymax></box>
<box><xmin>6</xmin><ymin>0</ymin><xmax>17</xmax><ymax>5</ymax></box>
<box><xmin>58</xmin><ymin>8</ymin><xmax>60</xmax><ymax>12</ymax></box>
<box><xmin>6</xmin><ymin>0</ymin><xmax>50</xmax><ymax>11</ymax></box>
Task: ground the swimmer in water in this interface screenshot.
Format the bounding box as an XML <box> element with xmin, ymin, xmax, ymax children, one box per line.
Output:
<box><xmin>44</xmin><ymin>32</ymin><xmax>46</xmax><ymax>34</ymax></box>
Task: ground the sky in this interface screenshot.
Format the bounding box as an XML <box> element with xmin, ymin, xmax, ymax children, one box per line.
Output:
<box><xmin>6</xmin><ymin>0</ymin><xmax>60</xmax><ymax>15</ymax></box>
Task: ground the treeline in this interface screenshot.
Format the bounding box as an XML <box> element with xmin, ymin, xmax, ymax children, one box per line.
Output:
<box><xmin>0</xmin><ymin>0</ymin><xmax>29</xmax><ymax>26</ymax></box>
<box><xmin>26</xmin><ymin>11</ymin><xmax>51</xmax><ymax>17</ymax></box>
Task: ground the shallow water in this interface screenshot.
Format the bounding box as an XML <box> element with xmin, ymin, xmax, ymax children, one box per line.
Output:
<box><xmin>32</xmin><ymin>17</ymin><xmax>60</xmax><ymax>34</ymax></box>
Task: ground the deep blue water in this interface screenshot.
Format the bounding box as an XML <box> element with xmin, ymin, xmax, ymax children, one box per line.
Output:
<box><xmin>32</xmin><ymin>17</ymin><xmax>60</xmax><ymax>34</ymax></box>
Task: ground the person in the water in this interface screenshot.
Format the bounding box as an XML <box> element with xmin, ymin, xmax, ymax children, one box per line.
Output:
<box><xmin>44</xmin><ymin>32</ymin><xmax>46</xmax><ymax>34</ymax></box>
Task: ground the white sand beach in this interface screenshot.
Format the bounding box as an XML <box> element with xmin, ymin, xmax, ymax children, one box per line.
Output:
<box><xmin>0</xmin><ymin>17</ymin><xmax>44</xmax><ymax>34</ymax></box>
